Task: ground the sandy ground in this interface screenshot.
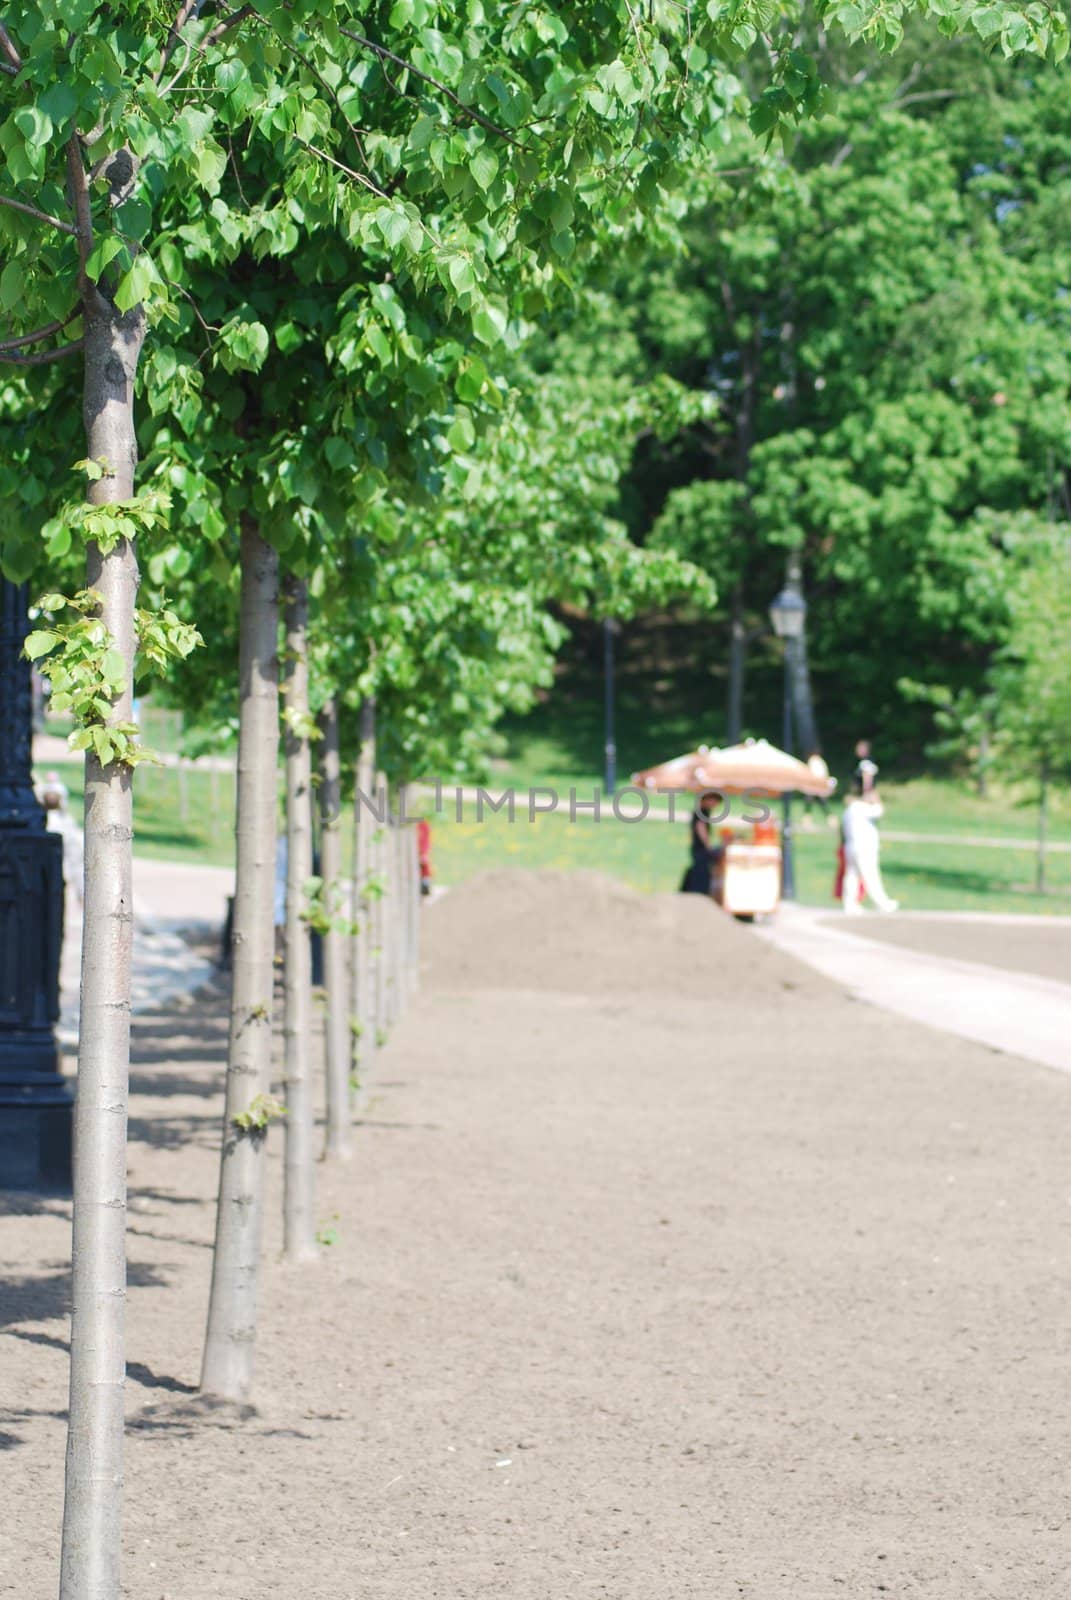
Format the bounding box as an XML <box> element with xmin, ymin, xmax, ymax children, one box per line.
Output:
<box><xmin>4</xmin><ymin>870</ymin><xmax>1071</xmax><ymax>1599</ymax></box>
<box><xmin>816</xmin><ymin>912</ymin><xmax>1071</xmax><ymax>986</ymax></box>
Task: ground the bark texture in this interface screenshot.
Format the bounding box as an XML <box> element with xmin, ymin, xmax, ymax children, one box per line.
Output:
<box><xmin>350</xmin><ymin>698</ymin><xmax>377</xmax><ymax>1074</ymax></box>
<box><xmin>60</xmin><ymin>296</ymin><xmax>144</xmax><ymax>1600</ymax></box>
<box><xmin>1036</xmin><ymin>761</ymin><xmax>1049</xmax><ymax>896</ymax></box>
<box><xmin>200</xmin><ymin>523</ymin><xmax>279</xmax><ymax>1400</ymax></box>
<box><xmin>319</xmin><ymin>698</ymin><xmax>351</xmax><ymax>1159</ymax></box>
<box><xmin>374</xmin><ymin>771</ymin><xmax>390</xmax><ymax>1041</ymax></box>
<box><xmin>282</xmin><ymin>575</ymin><xmax>317</xmax><ymax>1261</ymax></box>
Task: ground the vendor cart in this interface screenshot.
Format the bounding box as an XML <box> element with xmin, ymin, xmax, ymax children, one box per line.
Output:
<box><xmin>632</xmin><ymin>738</ymin><xmax>837</xmax><ymax>917</ymax></box>
<box><xmin>709</xmin><ymin>822</ymin><xmax>783</xmax><ymax>918</ymax></box>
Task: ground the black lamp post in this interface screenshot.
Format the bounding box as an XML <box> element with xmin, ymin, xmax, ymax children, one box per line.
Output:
<box><xmin>769</xmin><ymin>576</ymin><xmax>807</xmax><ymax>902</ymax></box>
<box><xmin>0</xmin><ymin>576</ymin><xmax>71</xmax><ymax>1189</ymax></box>
<box><xmin>603</xmin><ymin>618</ymin><xmax>618</xmax><ymax>795</ymax></box>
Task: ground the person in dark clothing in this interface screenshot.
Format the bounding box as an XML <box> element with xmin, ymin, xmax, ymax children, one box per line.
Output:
<box><xmin>680</xmin><ymin>794</ymin><xmax>720</xmax><ymax>895</ymax></box>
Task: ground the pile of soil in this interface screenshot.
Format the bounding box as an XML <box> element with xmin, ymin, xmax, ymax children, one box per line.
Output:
<box><xmin>425</xmin><ymin>869</ymin><xmax>793</xmax><ymax>999</ymax></box>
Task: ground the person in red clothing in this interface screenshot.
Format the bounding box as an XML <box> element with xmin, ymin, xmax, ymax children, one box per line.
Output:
<box><xmin>417</xmin><ymin>816</ymin><xmax>433</xmax><ymax>896</ymax></box>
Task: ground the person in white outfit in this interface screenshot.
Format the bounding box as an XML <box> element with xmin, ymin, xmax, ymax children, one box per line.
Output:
<box><xmin>841</xmin><ymin>777</ymin><xmax>898</xmax><ymax>914</ymax></box>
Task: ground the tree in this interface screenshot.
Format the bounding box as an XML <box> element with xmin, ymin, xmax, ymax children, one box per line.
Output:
<box><xmin>990</xmin><ymin>535</ymin><xmax>1071</xmax><ymax>890</ymax></box>
<box><xmin>627</xmin><ymin>35</ymin><xmax>1071</xmax><ymax>755</ymax></box>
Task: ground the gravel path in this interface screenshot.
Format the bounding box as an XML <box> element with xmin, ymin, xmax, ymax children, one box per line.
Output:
<box><xmin>5</xmin><ymin>871</ymin><xmax>1071</xmax><ymax>1598</ymax></box>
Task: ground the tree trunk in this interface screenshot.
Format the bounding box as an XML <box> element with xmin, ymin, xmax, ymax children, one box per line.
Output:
<box><xmin>60</xmin><ymin>297</ymin><xmax>144</xmax><ymax>1600</ymax></box>
<box><xmin>200</xmin><ymin>521</ymin><xmax>279</xmax><ymax>1401</ymax></box>
<box><xmin>350</xmin><ymin>698</ymin><xmax>377</xmax><ymax>1077</ymax></box>
<box><xmin>282</xmin><ymin>575</ymin><xmax>317</xmax><ymax>1261</ymax></box>
<box><xmin>374</xmin><ymin>771</ymin><xmax>389</xmax><ymax>1043</ymax></box>
<box><xmin>727</xmin><ymin>594</ymin><xmax>746</xmax><ymax>746</ymax></box>
<box><xmin>976</xmin><ymin>721</ymin><xmax>990</xmax><ymax>799</ymax></box>
<box><xmin>318</xmin><ymin>696</ymin><xmax>351</xmax><ymax>1160</ymax></box>
<box><xmin>1036</xmin><ymin>760</ymin><xmax>1049</xmax><ymax>896</ymax></box>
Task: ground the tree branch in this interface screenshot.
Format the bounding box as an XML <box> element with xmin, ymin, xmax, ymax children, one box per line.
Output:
<box><xmin>0</xmin><ymin>20</ymin><xmax>23</xmax><ymax>70</ymax></box>
<box><xmin>203</xmin><ymin>4</ymin><xmax>254</xmax><ymax>49</ymax></box>
<box><xmin>338</xmin><ymin>27</ymin><xmax>523</xmax><ymax>147</ymax></box>
<box><xmin>0</xmin><ymin>338</ymin><xmax>83</xmax><ymax>366</ymax></box>
<box><xmin>0</xmin><ymin>311</ymin><xmax>80</xmax><ymax>351</ymax></box>
<box><xmin>892</xmin><ymin>89</ymin><xmax>961</xmax><ymax>108</ymax></box>
<box><xmin>156</xmin><ymin>0</ymin><xmax>202</xmax><ymax>84</ymax></box>
<box><xmin>65</xmin><ymin>137</ymin><xmax>93</xmax><ymax>274</ymax></box>
<box><xmin>155</xmin><ymin>3</ymin><xmax>256</xmax><ymax>99</ymax></box>
<box><xmin>0</xmin><ymin>192</ymin><xmax>79</xmax><ymax>236</ymax></box>
<box><xmin>295</xmin><ymin>139</ymin><xmax>388</xmax><ymax>199</ymax></box>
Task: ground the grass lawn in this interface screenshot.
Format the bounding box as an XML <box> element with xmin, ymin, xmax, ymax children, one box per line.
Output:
<box><xmin>426</xmin><ymin>798</ymin><xmax>1071</xmax><ymax>917</ymax></box>
<box><xmin>36</xmin><ymin>729</ymin><xmax>1071</xmax><ymax>917</ymax></box>
<box><xmin>36</xmin><ymin>754</ymin><xmax>238</xmax><ymax>870</ymax></box>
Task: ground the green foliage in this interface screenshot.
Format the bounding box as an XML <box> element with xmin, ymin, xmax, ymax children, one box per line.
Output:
<box><xmin>26</xmin><ymin>585</ymin><xmax>202</xmax><ymax>767</ymax></box>
<box><xmin>301</xmin><ymin>875</ymin><xmax>356</xmax><ymax>938</ymax></box>
<box><xmin>232</xmin><ymin>1093</ymin><xmax>287</xmax><ymax>1133</ymax></box>
<box><xmin>990</xmin><ymin>536</ymin><xmax>1071</xmax><ymax>781</ymax></box>
<box><xmin>630</xmin><ymin>39</ymin><xmax>1071</xmax><ymax>755</ymax></box>
<box><xmin>2</xmin><ymin>0</ymin><xmax>1066</xmax><ymax>788</ymax></box>
<box><xmin>315</xmin><ymin>1216</ymin><xmax>341</xmax><ymax>1249</ymax></box>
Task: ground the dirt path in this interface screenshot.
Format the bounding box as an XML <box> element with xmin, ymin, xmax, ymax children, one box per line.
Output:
<box><xmin>5</xmin><ymin>871</ymin><xmax>1071</xmax><ymax>1598</ymax></box>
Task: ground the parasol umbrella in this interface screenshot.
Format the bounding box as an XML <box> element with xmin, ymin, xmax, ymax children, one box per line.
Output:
<box><xmin>631</xmin><ymin>738</ymin><xmax>837</xmax><ymax>799</ymax></box>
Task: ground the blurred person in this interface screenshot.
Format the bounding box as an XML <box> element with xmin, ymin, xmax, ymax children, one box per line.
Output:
<box><xmin>841</xmin><ymin>776</ymin><xmax>898</xmax><ymax>914</ymax></box>
<box><xmin>680</xmin><ymin>794</ymin><xmax>721</xmax><ymax>895</ymax></box>
<box><xmin>40</xmin><ymin>772</ymin><xmax>83</xmax><ymax>911</ymax></box>
<box><xmin>854</xmin><ymin>738</ymin><xmax>878</xmax><ymax>796</ymax></box>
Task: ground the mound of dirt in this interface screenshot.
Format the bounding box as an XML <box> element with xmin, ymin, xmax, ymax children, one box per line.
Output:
<box><xmin>424</xmin><ymin>868</ymin><xmax>797</xmax><ymax>997</ymax></box>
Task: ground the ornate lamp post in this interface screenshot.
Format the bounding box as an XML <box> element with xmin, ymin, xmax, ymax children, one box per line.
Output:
<box><xmin>768</xmin><ymin>573</ymin><xmax>807</xmax><ymax>902</ymax></box>
<box><xmin>0</xmin><ymin>576</ymin><xmax>71</xmax><ymax>1189</ymax></box>
<box><xmin>603</xmin><ymin>617</ymin><xmax>619</xmax><ymax>795</ymax></box>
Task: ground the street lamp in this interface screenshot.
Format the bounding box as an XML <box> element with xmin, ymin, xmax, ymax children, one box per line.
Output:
<box><xmin>603</xmin><ymin>618</ymin><xmax>619</xmax><ymax>794</ymax></box>
<box><xmin>769</xmin><ymin>576</ymin><xmax>807</xmax><ymax>901</ymax></box>
<box><xmin>0</xmin><ymin>577</ymin><xmax>71</xmax><ymax>1188</ymax></box>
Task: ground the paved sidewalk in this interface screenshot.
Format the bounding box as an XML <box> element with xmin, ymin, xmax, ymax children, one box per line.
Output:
<box><xmin>59</xmin><ymin>857</ymin><xmax>233</xmax><ymax>1045</ymax></box>
<box><xmin>755</xmin><ymin>901</ymin><xmax>1071</xmax><ymax>1076</ymax></box>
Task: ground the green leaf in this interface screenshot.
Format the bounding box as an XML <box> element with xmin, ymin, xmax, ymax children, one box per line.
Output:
<box><xmin>84</xmin><ymin>236</ymin><xmax>127</xmax><ymax>283</ymax></box>
<box><xmin>23</xmin><ymin>630</ymin><xmax>58</xmax><ymax>660</ymax></box>
<box><xmin>376</xmin><ymin>205</ymin><xmax>412</xmax><ymax>249</ymax></box>
<box><xmin>470</xmin><ymin>146</ymin><xmax>499</xmax><ymax>192</ymax></box>
<box><xmin>14</xmin><ymin>106</ymin><xmax>53</xmax><ymax>147</ymax></box>
<box><xmin>114</xmin><ymin>254</ymin><xmax>156</xmax><ymax>313</ymax></box>
<box><xmin>449</xmin><ymin>256</ymin><xmax>477</xmax><ymax>294</ymax></box>
<box><xmin>0</xmin><ymin>259</ymin><xmax>24</xmax><ymax>312</ymax></box>
<box><xmin>472</xmin><ymin>303</ymin><xmax>507</xmax><ymax>345</ymax></box>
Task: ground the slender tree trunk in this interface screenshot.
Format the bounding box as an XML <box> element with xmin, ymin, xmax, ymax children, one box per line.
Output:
<box><xmin>351</xmin><ymin>699</ymin><xmax>377</xmax><ymax>1076</ymax></box>
<box><xmin>1036</xmin><ymin>760</ymin><xmax>1049</xmax><ymax>896</ymax></box>
<box><xmin>282</xmin><ymin>576</ymin><xmax>317</xmax><ymax>1261</ymax></box>
<box><xmin>409</xmin><ymin>816</ymin><xmax>422</xmax><ymax>995</ymax></box>
<box><xmin>727</xmin><ymin>593</ymin><xmax>746</xmax><ymax>746</ymax></box>
<box><xmin>200</xmin><ymin>522</ymin><xmax>279</xmax><ymax>1401</ymax></box>
<box><xmin>976</xmin><ymin>722</ymin><xmax>990</xmax><ymax>799</ymax></box>
<box><xmin>59</xmin><ymin>296</ymin><xmax>144</xmax><ymax>1600</ymax></box>
<box><xmin>318</xmin><ymin>697</ymin><xmax>351</xmax><ymax>1159</ymax></box>
<box><xmin>374</xmin><ymin>770</ymin><xmax>389</xmax><ymax>1043</ymax></box>
<box><xmin>400</xmin><ymin>797</ymin><xmax>416</xmax><ymax>1005</ymax></box>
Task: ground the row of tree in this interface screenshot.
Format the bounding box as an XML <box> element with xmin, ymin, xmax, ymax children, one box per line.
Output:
<box><xmin>1</xmin><ymin>3</ymin><xmax>1064</xmax><ymax>1597</ymax></box>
